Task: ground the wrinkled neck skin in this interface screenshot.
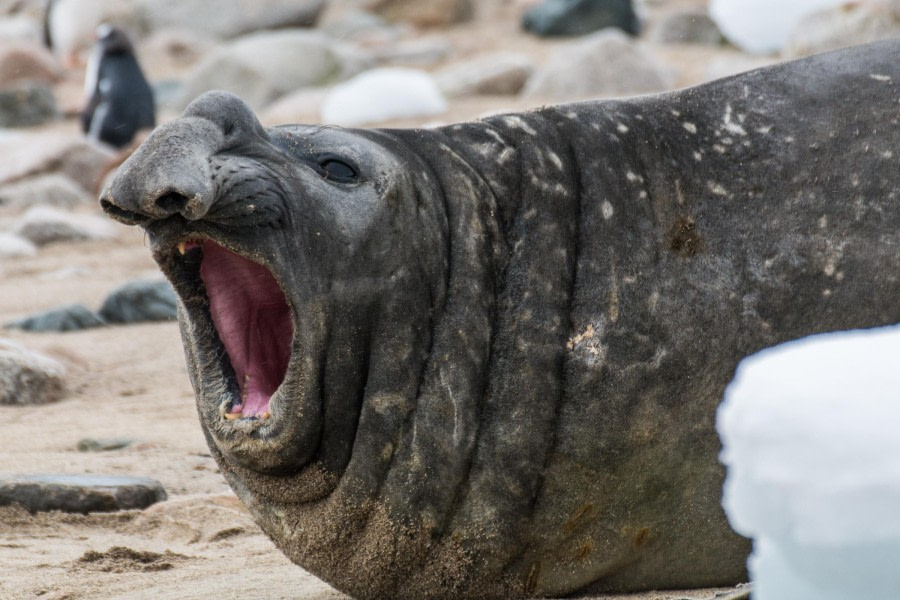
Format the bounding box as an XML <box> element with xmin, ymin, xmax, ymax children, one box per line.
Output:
<box><xmin>102</xmin><ymin>41</ymin><xmax>900</xmax><ymax>600</ymax></box>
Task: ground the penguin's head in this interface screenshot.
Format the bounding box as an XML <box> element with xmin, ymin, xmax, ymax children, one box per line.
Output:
<box><xmin>95</xmin><ymin>24</ymin><xmax>134</xmax><ymax>55</ymax></box>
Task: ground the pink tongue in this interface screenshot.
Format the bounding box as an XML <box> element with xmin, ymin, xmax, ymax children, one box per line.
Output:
<box><xmin>196</xmin><ymin>241</ymin><xmax>292</xmax><ymax>417</ymax></box>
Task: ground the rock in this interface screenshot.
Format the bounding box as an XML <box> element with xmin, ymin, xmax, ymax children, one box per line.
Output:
<box><xmin>77</xmin><ymin>438</ymin><xmax>136</xmax><ymax>452</ymax></box>
<box><xmin>260</xmin><ymin>87</ymin><xmax>330</xmax><ymax>126</ymax></box>
<box><xmin>0</xmin><ymin>173</ymin><xmax>92</xmax><ymax>209</ymax></box>
<box><xmin>362</xmin><ymin>0</ymin><xmax>474</xmax><ymax>28</ymax></box>
<box><xmin>784</xmin><ymin>2</ymin><xmax>900</xmax><ymax>58</ymax></box>
<box><xmin>0</xmin><ymin>82</ymin><xmax>57</xmax><ymax>127</ymax></box>
<box><xmin>522</xmin><ymin>0</ymin><xmax>640</xmax><ymax>37</ymax></box>
<box><xmin>5</xmin><ymin>303</ymin><xmax>106</xmax><ymax>332</ymax></box>
<box><xmin>319</xmin><ymin>8</ymin><xmax>406</xmax><ymax>44</ymax></box>
<box><xmin>0</xmin><ymin>474</ymin><xmax>166</xmax><ymax>513</ymax></box>
<box><xmin>321</xmin><ymin>67</ymin><xmax>447</xmax><ymax>126</ymax></box>
<box><xmin>709</xmin><ymin>0</ymin><xmax>846</xmax><ymax>54</ymax></box>
<box><xmin>0</xmin><ymin>233</ymin><xmax>37</xmax><ymax>258</ymax></box>
<box><xmin>55</xmin><ymin>140</ymin><xmax>119</xmax><ymax>195</ymax></box>
<box><xmin>0</xmin><ymin>340</ymin><xmax>66</xmax><ymax>405</ymax></box>
<box><xmin>138</xmin><ymin>0</ymin><xmax>327</xmax><ymax>40</ymax></box>
<box><xmin>0</xmin><ymin>16</ymin><xmax>43</xmax><ymax>45</ymax></box>
<box><xmin>0</xmin><ymin>41</ymin><xmax>63</xmax><ymax>87</ymax></box>
<box><xmin>649</xmin><ymin>9</ymin><xmax>725</xmax><ymax>45</ymax></box>
<box><xmin>702</xmin><ymin>53</ymin><xmax>779</xmax><ymax>83</ymax></box>
<box><xmin>76</xmin><ymin>547</ymin><xmax>187</xmax><ymax>572</ymax></box>
<box><xmin>13</xmin><ymin>206</ymin><xmax>116</xmax><ymax>246</ymax></box>
<box><xmin>435</xmin><ymin>52</ymin><xmax>534</xmax><ymax>98</ymax></box>
<box><xmin>98</xmin><ymin>279</ymin><xmax>178</xmax><ymax>324</ymax></box>
<box><xmin>522</xmin><ymin>28</ymin><xmax>671</xmax><ymax>101</ymax></box>
<box><xmin>175</xmin><ymin>30</ymin><xmax>371</xmax><ymax>111</ymax></box>
<box><xmin>371</xmin><ymin>37</ymin><xmax>452</xmax><ymax>67</ymax></box>
<box><xmin>137</xmin><ymin>29</ymin><xmax>217</xmax><ymax>77</ymax></box>
<box><xmin>0</xmin><ymin>133</ymin><xmax>117</xmax><ymax>193</ymax></box>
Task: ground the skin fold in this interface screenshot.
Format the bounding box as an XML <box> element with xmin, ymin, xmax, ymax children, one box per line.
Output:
<box><xmin>101</xmin><ymin>41</ymin><xmax>899</xmax><ymax>599</ymax></box>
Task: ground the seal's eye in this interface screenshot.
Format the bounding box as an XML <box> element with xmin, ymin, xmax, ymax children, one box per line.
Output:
<box><xmin>318</xmin><ymin>156</ymin><xmax>358</xmax><ymax>182</ymax></box>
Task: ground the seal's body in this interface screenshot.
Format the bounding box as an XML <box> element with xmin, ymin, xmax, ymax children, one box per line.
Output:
<box><xmin>102</xmin><ymin>41</ymin><xmax>899</xmax><ymax>598</ymax></box>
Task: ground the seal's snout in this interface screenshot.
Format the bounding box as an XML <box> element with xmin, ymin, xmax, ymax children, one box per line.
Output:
<box><xmin>101</xmin><ymin>91</ymin><xmax>269</xmax><ymax>227</ymax></box>
<box><xmin>101</xmin><ymin>119</ymin><xmax>223</xmax><ymax>226</ymax></box>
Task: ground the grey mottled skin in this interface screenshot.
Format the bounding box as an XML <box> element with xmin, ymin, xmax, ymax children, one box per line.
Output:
<box><xmin>101</xmin><ymin>41</ymin><xmax>899</xmax><ymax>599</ymax></box>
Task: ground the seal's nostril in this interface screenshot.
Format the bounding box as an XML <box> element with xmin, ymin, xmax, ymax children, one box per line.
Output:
<box><xmin>156</xmin><ymin>191</ymin><xmax>189</xmax><ymax>213</ymax></box>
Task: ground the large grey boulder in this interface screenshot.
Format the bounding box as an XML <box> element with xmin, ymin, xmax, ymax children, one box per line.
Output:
<box><xmin>522</xmin><ymin>28</ymin><xmax>671</xmax><ymax>101</ymax></box>
<box><xmin>175</xmin><ymin>30</ymin><xmax>371</xmax><ymax>111</ymax></box>
<box><xmin>361</xmin><ymin>0</ymin><xmax>473</xmax><ymax>28</ymax></box>
<box><xmin>649</xmin><ymin>9</ymin><xmax>725</xmax><ymax>45</ymax></box>
<box><xmin>0</xmin><ymin>82</ymin><xmax>57</xmax><ymax>127</ymax></box>
<box><xmin>138</xmin><ymin>0</ymin><xmax>327</xmax><ymax>40</ymax></box>
<box><xmin>0</xmin><ymin>340</ymin><xmax>66</xmax><ymax>405</ymax></box>
<box><xmin>0</xmin><ymin>174</ymin><xmax>92</xmax><ymax>209</ymax></box>
<box><xmin>784</xmin><ymin>3</ymin><xmax>900</xmax><ymax>58</ymax></box>
<box><xmin>0</xmin><ymin>133</ymin><xmax>116</xmax><ymax>194</ymax></box>
<box><xmin>98</xmin><ymin>279</ymin><xmax>178</xmax><ymax>324</ymax></box>
<box><xmin>0</xmin><ymin>41</ymin><xmax>62</xmax><ymax>87</ymax></box>
<box><xmin>46</xmin><ymin>0</ymin><xmax>327</xmax><ymax>63</ymax></box>
<box><xmin>5</xmin><ymin>304</ymin><xmax>106</xmax><ymax>332</ymax></box>
<box><xmin>13</xmin><ymin>206</ymin><xmax>116</xmax><ymax>246</ymax></box>
<box><xmin>0</xmin><ymin>474</ymin><xmax>166</xmax><ymax>513</ymax></box>
<box><xmin>435</xmin><ymin>52</ymin><xmax>534</xmax><ymax>98</ymax></box>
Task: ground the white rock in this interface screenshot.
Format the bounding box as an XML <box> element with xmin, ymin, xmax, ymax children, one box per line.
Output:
<box><xmin>718</xmin><ymin>325</ymin><xmax>900</xmax><ymax>599</ymax></box>
<box><xmin>0</xmin><ymin>232</ymin><xmax>37</xmax><ymax>258</ymax></box>
<box><xmin>321</xmin><ymin>68</ymin><xmax>447</xmax><ymax>127</ymax></box>
<box><xmin>0</xmin><ymin>16</ymin><xmax>43</xmax><ymax>46</ymax></box>
<box><xmin>709</xmin><ymin>0</ymin><xmax>847</xmax><ymax>54</ymax></box>
<box><xmin>13</xmin><ymin>206</ymin><xmax>116</xmax><ymax>246</ymax></box>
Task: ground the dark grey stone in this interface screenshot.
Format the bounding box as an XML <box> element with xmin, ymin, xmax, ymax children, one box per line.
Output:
<box><xmin>76</xmin><ymin>438</ymin><xmax>136</xmax><ymax>452</ymax></box>
<box><xmin>0</xmin><ymin>82</ymin><xmax>57</xmax><ymax>127</ymax></box>
<box><xmin>5</xmin><ymin>304</ymin><xmax>106</xmax><ymax>332</ymax></box>
<box><xmin>98</xmin><ymin>279</ymin><xmax>177</xmax><ymax>324</ymax></box>
<box><xmin>522</xmin><ymin>0</ymin><xmax>640</xmax><ymax>37</ymax></box>
<box><xmin>0</xmin><ymin>474</ymin><xmax>167</xmax><ymax>513</ymax></box>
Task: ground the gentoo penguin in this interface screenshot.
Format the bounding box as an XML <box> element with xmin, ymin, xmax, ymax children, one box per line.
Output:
<box><xmin>82</xmin><ymin>24</ymin><xmax>155</xmax><ymax>149</ymax></box>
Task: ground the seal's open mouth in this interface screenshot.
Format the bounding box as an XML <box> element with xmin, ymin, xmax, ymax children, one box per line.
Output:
<box><xmin>182</xmin><ymin>240</ymin><xmax>293</xmax><ymax>420</ymax></box>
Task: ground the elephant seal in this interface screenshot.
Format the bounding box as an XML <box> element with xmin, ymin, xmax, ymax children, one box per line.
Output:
<box><xmin>101</xmin><ymin>40</ymin><xmax>899</xmax><ymax>599</ymax></box>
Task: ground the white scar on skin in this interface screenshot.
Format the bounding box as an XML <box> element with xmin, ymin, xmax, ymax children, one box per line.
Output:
<box><xmin>503</xmin><ymin>115</ymin><xmax>537</xmax><ymax>136</ymax></box>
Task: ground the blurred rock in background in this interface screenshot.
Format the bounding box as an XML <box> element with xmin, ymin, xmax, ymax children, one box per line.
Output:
<box><xmin>523</xmin><ymin>0</ymin><xmax>640</xmax><ymax>37</ymax></box>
